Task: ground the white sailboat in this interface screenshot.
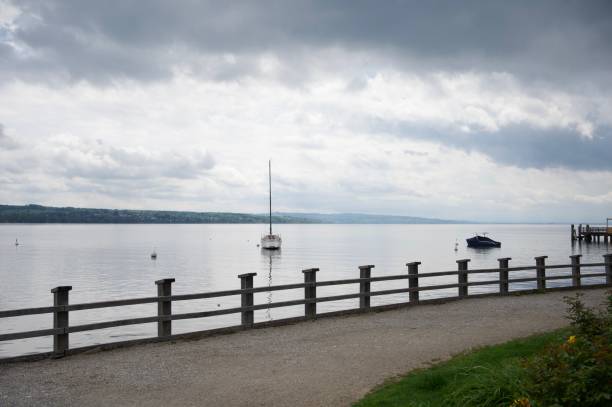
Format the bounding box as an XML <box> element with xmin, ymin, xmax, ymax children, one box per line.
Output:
<box><xmin>261</xmin><ymin>160</ymin><xmax>282</xmax><ymax>250</ymax></box>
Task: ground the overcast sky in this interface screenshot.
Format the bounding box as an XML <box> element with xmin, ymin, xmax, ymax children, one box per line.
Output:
<box><xmin>1</xmin><ymin>1</ymin><xmax>611</xmax><ymax>222</ymax></box>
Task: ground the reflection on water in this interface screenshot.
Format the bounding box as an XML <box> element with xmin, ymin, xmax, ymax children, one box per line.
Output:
<box><xmin>262</xmin><ymin>248</ymin><xmax>281</xmax><ymax>320</ymax></box>
<box><xmin>467</xmin><ymin>246</ymin><xmax>502</xmax><ymax>255</ymax></box>
<box><xmin>0</xmin><ymin>223</ymin><xmax>609</xmax><ymax>358</ymax></box>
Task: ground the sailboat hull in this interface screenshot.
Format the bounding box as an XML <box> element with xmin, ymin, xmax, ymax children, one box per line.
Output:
<box><xmin>261</xmin><ymin>234</ymin><xmax>282</xmax><ymax>250</ymax></box>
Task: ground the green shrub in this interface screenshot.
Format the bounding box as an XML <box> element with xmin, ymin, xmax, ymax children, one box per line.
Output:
<box><xmin>565</xmin><ymin>293</ymin><xmax>611</xmax><ymax>339</ymax></box>
<box><xmin>521</xmin><ymin>292</ymin><xmax>612</xmax><ymax>407</ymax></box>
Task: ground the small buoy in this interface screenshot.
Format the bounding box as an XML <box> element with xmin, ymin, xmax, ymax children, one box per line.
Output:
<box><xmin>256</xmin><ymin>244</ymin><xmax>260</xmax><ymax>247</ymax></box>
<box><xmin>151</xmin><ymin>251</ymin><xmax>157</xmax><ymax>260</ymax></box>
<box><xmin>15</xmin><ymin>238</ymin><xmax>19</xmax><ymax>246</ymax></box>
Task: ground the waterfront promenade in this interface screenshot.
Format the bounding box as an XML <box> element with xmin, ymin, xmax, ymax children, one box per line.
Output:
<box><xmin>0</xmin><ymin>288</ymin><xmax>608</xmax><ymax>406</ymax></box>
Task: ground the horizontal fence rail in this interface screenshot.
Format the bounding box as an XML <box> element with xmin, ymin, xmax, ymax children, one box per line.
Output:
<box><xmin>1</xmin><ymin>254</ymin><xmax>611</xmax><ymax>361</ymax></box>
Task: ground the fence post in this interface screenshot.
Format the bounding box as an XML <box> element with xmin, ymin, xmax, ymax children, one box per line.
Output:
<box><xmin>155</xmin><ymin>278</ymin><xmax>175</xmax><ymax>337</ymax></box>
<box><xmin>457</xmin><ymin>259</ymin><xmax>470</xmax><ymax>298</ymax></box>
<box><xmin>303</xmin><ymin>268</ymin><xmax>319</xmax><ymax>319</ymax></box>
<box><xmin>535</xmin><ymin>256</ymin><xmax>547</xmax><ymax>291</ymax></box>
<box><xmin>569</xmin><ymin>254</ymin><xmax>582</xmax><ymax>288</ymax></box>
<box><xmin>238</xmin><ymin>273</ymin><xmax>257</xmax><ymax>327</ymax></box>
<box><xmin>51</xmin><ymin>286</ymin><xmax>72</xmax><ymax>358</ymax></box>
<box><xmin>407</xmin><ymin>262</ymin><xmax>421</xmax><ymax>304</ymax></box>
<box><xmin>497</xmin><ymin>257</ymin><xmax>511</xmax><ymax>295</ymax></box>
<box><xmin>604</xmin><ymin>254</ymin><xmax>612</xmax><ymax>286</ymax></box>
<box><xmin>358</xmin><ymin>265</ymin><xmax>374</xmax><ymax>310</ymax></box>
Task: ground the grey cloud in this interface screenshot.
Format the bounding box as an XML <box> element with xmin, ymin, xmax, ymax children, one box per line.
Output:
<box><xmin>350</xmin><ymin>155</ymin><xmax>391</xmax><ymax>170</ymax></box>
<box><xmin>0</xmin><ymin>123</ymin><xmax>19</xmax><ymax>149</ymax></box>
<box><xmin>382</xmin><ymin>120</ymin><xmax>612</xmax><ymax>171</ymax></box>
<box><xmin>0</xmin><ymin>135</ymin><xmax>217</xmax><ymax>204</ymax></box>
<box><xmin>337</xmin><ymin>179</ymin><xmax>411</xmax><ymax>196</ymax></box>
<box><xmin>403</xmin><ymin>150</ymin><xmax>428</xmax><ymax>157</ymax></box>
<box><xmin>63</xmin><ymin>177</ymin><xmax>187</xmax><ymax>200</ymax></box>
<box><xmin>2</xmin><ymin>1</ymin><xmax>611</xmax><ymax>86</ymax></box>
<box><xmin>465</xmin><ymin>126</ymin><xmax>612</xmax><ymax>172</ymax></box>
<box><xmin>47</xmin><ymin>139</ymin><xmax>215</xmax><ymax>180</ymax></box>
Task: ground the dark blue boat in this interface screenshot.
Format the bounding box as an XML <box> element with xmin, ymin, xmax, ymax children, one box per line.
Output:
<box><xmin>466</xmin><ymin>234</ymin><xmax>501</xmax><ymax>248</ymax></box>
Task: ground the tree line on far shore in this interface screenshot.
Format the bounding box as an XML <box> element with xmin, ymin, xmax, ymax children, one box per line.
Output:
<box><xmin>0</xmin><ymin>204</ymin><xmax>462</xmax><ymax>224</ymax></box>
<box><xmin>0</xmin><ymin>204</ymin><xmax>313</xmax><ymax>224</ymax></box>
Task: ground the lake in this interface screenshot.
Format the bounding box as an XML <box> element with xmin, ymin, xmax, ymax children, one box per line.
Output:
<box><xmin>1</xmin><ymin>224</ymin><xmax>610</xmax><ymax>358</ymax></box>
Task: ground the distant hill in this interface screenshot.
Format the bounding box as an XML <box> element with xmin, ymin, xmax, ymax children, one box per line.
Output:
<box><xmin>0</xmin><ymin>204</ymin><xmax>466</xmax><ymax>224</ymax></box>
<box><xmin>0</xmin><ymin>204</ymin><xmax>312</xmax><ymax>224</ymax></box>
<box><xmin>279</xmin><ymin>212</ymin><xmax>465</xmax><ymax>224</ymax></box>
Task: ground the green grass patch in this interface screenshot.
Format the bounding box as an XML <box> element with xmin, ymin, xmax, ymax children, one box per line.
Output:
<box><xmin>355</xmin><ymin>329</ymin><xmax>568</xmax><ymax>407</ymax></box>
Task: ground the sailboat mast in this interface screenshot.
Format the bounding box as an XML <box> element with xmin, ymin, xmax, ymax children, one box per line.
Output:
<box><xmin>269</xmin><ymin>160</ymin><xmax>272</xmax><ymax>235</ymax></box>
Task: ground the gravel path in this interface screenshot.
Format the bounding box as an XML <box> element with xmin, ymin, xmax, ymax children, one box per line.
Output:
<box><xmin>0</xmin><ymin>289</ymin><xmax>608</xmax><ymax>407</ymax></box>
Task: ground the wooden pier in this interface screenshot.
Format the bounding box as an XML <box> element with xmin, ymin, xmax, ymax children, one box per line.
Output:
<box><xmin>571</xmin><ymin>218</ymin><xmax>612</xmax><ymax>243</ymax></box>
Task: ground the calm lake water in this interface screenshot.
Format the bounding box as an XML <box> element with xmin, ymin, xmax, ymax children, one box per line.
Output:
<box><xmin>1</xmin><ymin>224</ymin><xmax>610</xmax><ymax>358</ymax></box>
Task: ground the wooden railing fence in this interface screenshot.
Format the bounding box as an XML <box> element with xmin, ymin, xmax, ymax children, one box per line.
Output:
<box><xmin>1</xmin><ymin>254</ymin><xmax>611</xmax><ymax>360</ymax></box>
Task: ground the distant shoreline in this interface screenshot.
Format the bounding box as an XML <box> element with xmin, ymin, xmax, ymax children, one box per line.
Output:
<box><xmin>0</xmin><ymin>204</ymin><xmax>588</xmax><ymax>225</ymax></box>
<box><xmin>0</xmin><ymin>204</ymin><xmax>585</xmax><ymax>225</ymax></box>
<box><xmin>0</xmin><ymin>204</ymin><xmax>468</xmax><ymax>224</ymax></box>
<box><xmin>0</xmin><ymin>222</ymin><xmax>573</xmax><ymax>225</ymax></box>
<box><xmin>2</xmin><ymin>222</ymin><xmax>483</xmax><ymax>225</ymax></box>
